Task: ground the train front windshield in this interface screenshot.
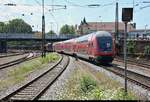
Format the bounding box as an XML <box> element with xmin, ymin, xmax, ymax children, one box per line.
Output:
<box><xmin>97</xmin><ymin>37</ymin><xmax>112</xmax><ymax>52</ymax></box>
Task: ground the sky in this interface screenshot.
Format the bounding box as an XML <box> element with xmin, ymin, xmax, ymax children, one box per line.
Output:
<box><xmin>0</xmin><ymin>0</ymin><xmax>150</xmax><ymax>33</ymax></box>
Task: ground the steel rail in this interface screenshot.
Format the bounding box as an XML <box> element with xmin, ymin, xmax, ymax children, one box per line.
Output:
<box><xmin>0</xmin><ymin>56</ymin><xmax>28</xmax><ymax>70</ymax></box>
<box><xmin>0</xmin><ymin>53</ymin><xmax>40</xmax><ymax>70</ymax></box>
<box><xmin>114</xmin><ymin>57</ymin><xmax>150</xmax><ymax>69</ymax></box>
<box><xmin>0</xmin><ymin>53</ymin><xmax>25</xmax><ymax>58</ymax></box>
<box><xmin>0</xmin><ymin>54</ymin><xmax>69</xmax><ymax>101</ymax></box>
<box><xmin>101</xmin><ymin>64</ymin><xmax>150</xmax><ymax>90</ymax></box>
<box><xmin>73</xmin><ymin>55</ymin><xmax>150</xmax><ymax>91</ymax></box>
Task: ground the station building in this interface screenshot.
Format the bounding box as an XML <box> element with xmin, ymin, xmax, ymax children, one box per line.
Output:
<box><xmin>76</xmin><ymin>22</ymin><xmax>135</xmax><ymax>36</ymax></box>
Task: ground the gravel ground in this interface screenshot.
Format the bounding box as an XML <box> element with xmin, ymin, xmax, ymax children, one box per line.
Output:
<box><xmin>39</xmin><ymin>56</ymin><xmax>77</xmax><ymax>100</ymax></box>
<box><xmin>40</xmin><ymin>55</ymin><xmax>150</xmax><ymax>100</ymax></box>
<box><xmin>0</xmin><ymin>54</ymin><xmax>28</xmax><ymax>65</ymax></box>
<box><xmin>0</xmin><ymin>55</ymin><xmax>60</xmax><ymax>99</ymax></box>
<box><xmin>1</xmin><ymin>54</ymin><xmax>149</xmax><ymax>100</ymax></box>
<box><xmin>80</xmin><ymin>60</ymin><xmax>150</xmax><ymax>100</ymax></box>
<box><xmin>0</xmin><ymin>53</ymin><xmax>18</xmax><ymax>57</ymax></box>
<box><xmin>113</xmin><ymin>60</ymin><xmax>150</xmax><ymax>78</ymax></box>
<box><xmin>0</xmin><ymin>54</ymin><xmax>29</xmax><ymax>81</ymax></box>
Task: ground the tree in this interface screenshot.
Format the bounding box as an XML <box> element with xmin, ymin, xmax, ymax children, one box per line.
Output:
<box><xmin>0</xmin><ymin>19</ymin><xmax>32</xmax><ymax>33</ymax></box>
<box><xmin>0</xmin><ymin>22</ymin><xmax>5</xmax><ymax>33</ymax></box>
<box><xmin>127</xmin><ymin>41</ymin><xmax>136</xmax><ymax>54</ymax></box>
<box><xmin>47</xmin><ymin>30</ymin><xmax>56</xmax><ymax>35</ymax></box>
<box><xmin>70</xmin><ymin>25</ymin><xmax>75</xmax><ymax>34</ymax></box>
<box><xmin>59</xmin><ymin>24</ymin><xmax>75</xmax><ymax>34</ymax></box>
<box><xmin>7</xmin><ymin>19</ymin><xmax>32</xmax><ymax>33</ymax></box>
<box><xmin>144</xmin><ymin>45</ymin><xmax>150</xmax><ymax>55</ymax></box>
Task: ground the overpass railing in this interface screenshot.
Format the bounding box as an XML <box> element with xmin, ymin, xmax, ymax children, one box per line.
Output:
<box><xmin>0</xmin><ymin>33</ymin><xmax>80</xmax><ymax>40</ymax></box>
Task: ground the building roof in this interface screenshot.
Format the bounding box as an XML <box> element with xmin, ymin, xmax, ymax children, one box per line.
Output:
<box><xmin>80</xmin><ymin>22</ymin><xmax>135</xmax><ymax>32</ymax></box>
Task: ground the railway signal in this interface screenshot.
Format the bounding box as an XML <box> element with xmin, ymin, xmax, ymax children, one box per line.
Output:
<box><xmin>122</xmin><ymin>8</ymin><xmax>133</xmax><ymax>95</ymax></box>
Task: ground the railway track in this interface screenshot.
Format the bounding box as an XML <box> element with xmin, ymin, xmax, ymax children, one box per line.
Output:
<box><xmin>0</xmin><ymin>55</ymin><xmax>70</xmax><ymax>101</ymax></box>
<box><xmin>0</xmin><ymin>53</ymin><xmax>40</xmax><ymax>70</ymax></box>
<box><xmin>99</xmin><ymin>64</ymin><xmax>150</xmax><ymax>90</ymax></box>
<box><xmin>114</xmin><ymin>57</ymin><xmax>150</xmax><ymax>69</ymax></box>
<box><xmin>0</xmin><ymin>53</ymin><xmax>25</xmax><ymax>58</ymax></box>
<box><xmin>74</xmin><ymin>56</ymin><xmax>150</xmax><ymax>91</ymax></box>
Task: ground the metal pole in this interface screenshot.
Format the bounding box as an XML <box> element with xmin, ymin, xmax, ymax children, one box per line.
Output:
<box><xmin>124</xmin><ymin>22</ymin><xmax>128</xmax><ymax>95</ymax></box>
<box><xmin>96</xmin><ymin>22</ymin><xmax>97</xmax><ymax>31</ymax></box>
<box><xmin>145</xmin><ymin>24</ymin><xmax>147</xmax><ymax>35</ymax></box>
<box><xmin>50</xmin><ymin>22</ymin><xmax>53</xmax><ymax>32</ymax></box>
<box><xmin>42</xmin><ymin>0</ymin><xmax>46</xmax><ymax>57</ymax></box>
<box><xmin>115</xmin><ymin>2</ymin><xmax>119</xmax><ymax>42</ymax></box>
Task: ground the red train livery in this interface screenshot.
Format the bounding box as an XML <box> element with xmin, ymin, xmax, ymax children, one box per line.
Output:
<box><xmin>53</xmin><ymin>31</ymin><xmax>116</xmax><ymax>64</ymax></box>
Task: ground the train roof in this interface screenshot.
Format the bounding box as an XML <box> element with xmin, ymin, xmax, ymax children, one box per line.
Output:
<box><xmin>93</xmin><ymin>31</ymin><xmax>112</xmax><ymax>37</ymax></box>
<box><xmin>76</xmin><ymin>31</ymin><xmax>112</xmax><ymax>42</ymax></box>
<box><xmin>53</xmin><ymin>31</ymin><xmax>112</xmax><ymax>44</ymax></box>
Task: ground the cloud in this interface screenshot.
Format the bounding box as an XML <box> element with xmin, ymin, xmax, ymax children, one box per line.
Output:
<box><xmin>0</xmin><ymin>0</ymin><xmax>70</xmax><ymax>32</ymax></box>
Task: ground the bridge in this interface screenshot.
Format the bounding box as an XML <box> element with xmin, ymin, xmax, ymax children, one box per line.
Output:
<box><xmin>0</xmin><ymin>33</ymin><xmax>80</xmax><ymax>53</ymax></box>
<box><xmin>0</xmin><ymin>33</ymin><xmax>79</xmax><ymax>41</ymax></box>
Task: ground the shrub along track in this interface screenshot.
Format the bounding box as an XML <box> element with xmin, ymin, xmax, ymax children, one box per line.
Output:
<box><xmin>71</xmin><ymin>55</ymin><xmax>150</xmax><ymax>91</ymax></box>
<box><xmin>0</xmin><ymin>53</ymin><xmax>40</xmax><ymax>70</ymax></box>
<box><xmin>0</xmin><ymin>55</ymin><xmax>70</xmax><ymax>101</ymax></box>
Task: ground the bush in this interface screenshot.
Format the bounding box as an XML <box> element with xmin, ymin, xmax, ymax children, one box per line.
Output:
<box><xmin>80</xmin><ymin>75</ymin><xmax>97</xmax><ymax>93</ymax></box>
<box><xmin>39</xmin><ymin>53</ymin><xmax>59</xmax><ymax>64</ymax></box>
<box><xmin>144</xmin><ymin>45</ymin><xmax>150</xmax><ymax>55</ymax></box>
<box><xmin>127</xmin><ymin>41</ymin><xmax>136</xmax><ymax>54</ymax></box>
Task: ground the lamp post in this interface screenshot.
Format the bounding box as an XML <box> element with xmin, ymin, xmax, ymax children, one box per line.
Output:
<box><xmin>42</xmin><ymin>0</ymin><xmax>46</xmax><ymax>57</ymax></box>
<box><xmin>50</xmin><ymin>22</ymin><xmax>53</xmax><ymax>32</ymax></box>
<box><xmin>145</xmin><ymin>24</ymin><xmax>148</xmax><ymax>35</ymax></box>
<box><xmin>99</xmin><ymin>16</ymin><xmax>102</xmax><ymax>30</ymax></box>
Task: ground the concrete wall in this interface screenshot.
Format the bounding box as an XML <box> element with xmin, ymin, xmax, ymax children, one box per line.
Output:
<box><xmin>0</xmin><ymin>41</ymin><xmax>7</xmax><ymax>53</ymax></box>
<box><xmin>119</xmin><ymin>40</ymin><xmax>150</xmax><ymax>54</ymax></box>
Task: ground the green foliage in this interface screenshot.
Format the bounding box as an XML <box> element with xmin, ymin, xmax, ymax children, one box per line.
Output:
<box><xmin>59</xmin><ymin>68</ymin><xmax>137</xmax><ymax>100</ymax></box>
<box><xmin>39</xmin><ymin>53</ymin><xmax>59</xmax><ymax>64</ymax></box>
<box><xmin>127</xmin><ymin>41</ymin><xmax>136</xmax><ymax>54</ymax></box>
<box><xmin>80</xmin><ymin>75</ymin><xmax>97</xmax><ymax>93</ymax></box>
<box><xmin>0</xmin><ymin>53</ymin><xmax>59</xmax><ymax>90</ymax></box>
<box><xmin>0</xmin><ymin>22</ymin><xmax>5</xmax><ymax>33</ymax></box>
<box><xmin>0</xmin><ymin>19</ymin><xmax>32</xmax><ymax>33</ymax></box>
<box><xmin>59</xmin><ymin>24</ymin><xmax>75</xmax><ymax>34</ymax></box>
<box><xmin>144</xmin><ymin>45</ymin><xmax>150</xmax><ymax>55</ymax></box>
<box><xmin>47</xmin><ymin>30</ymin><xmax>56</xmax><ymax>35</ymax></box>
<box><xmin>8</xmin><ymin>19</ymin><xmax>32</xmax><ymax>33</ymax></box>
<box><xmin>87</xmin><ymin>88</ymin><xmax>135</xmax><ymax>100</ymax></box>
<box><xmin>79</xmin><ymin>75</ymin><xmax>136</xmax><ymax>100</ymax></box>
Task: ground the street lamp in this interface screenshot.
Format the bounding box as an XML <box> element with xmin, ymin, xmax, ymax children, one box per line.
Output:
<box><xmin>145</xmin><ymin>24</ymin><xmax>148</xmax><ymax>34</ymax></box>
<box><xmin>144</xmin><ymin>24</ymin><xmax>148</xmax><ymax>39</ymax></box>
<box><xmin>99</xmin><ymin>16</ymin><xmax>103</xmax><ymax>30</ymax></box>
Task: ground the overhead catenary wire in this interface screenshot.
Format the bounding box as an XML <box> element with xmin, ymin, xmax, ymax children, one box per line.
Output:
<box><xmin>34</xmin><ymin>0</ymin><xmax>63</xmax><ymax>34</ymax></box>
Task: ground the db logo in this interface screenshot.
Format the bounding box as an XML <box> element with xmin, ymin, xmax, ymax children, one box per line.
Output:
<box><xmin>106</xmin><ymin>43</ymin><xmax>110</xmax><ymax>48</ymax></box>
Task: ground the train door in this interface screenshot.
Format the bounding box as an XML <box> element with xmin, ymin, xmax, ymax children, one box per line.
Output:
<box><xmin>87</xmin><ymin>35</ymin><xmax>93</xmax><ymax>56</ymax></box>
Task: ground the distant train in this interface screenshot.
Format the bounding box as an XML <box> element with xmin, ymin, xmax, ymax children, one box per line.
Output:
<box><xmin>47</xmin><ymin>31</ymin><xmax>116</xmax><ymax>64</ymax></box>
<box><xmin>45</xmin><ymin>43</ymin><xmax>53</xmax><ymax>52</ymax></box>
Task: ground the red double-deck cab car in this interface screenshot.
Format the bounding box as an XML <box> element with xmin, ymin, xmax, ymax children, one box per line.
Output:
<box><xmin>53</xmin><ymin>31</ymin><xmax>115</xmax><ymax>64</ymax></box>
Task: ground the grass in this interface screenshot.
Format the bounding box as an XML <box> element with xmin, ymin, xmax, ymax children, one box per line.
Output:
<box><xmin>0</xmin><ymin>53</ymin><xmax>60</xmax><ymax>90</ymax></box>
<box><xmin>58</xmin><ymin>66</ymin><xmax>137</xmax><ymax>100</ymax></box>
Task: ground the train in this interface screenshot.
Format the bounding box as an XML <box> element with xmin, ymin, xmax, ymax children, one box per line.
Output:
<box><xmin>46</xmin><ymin>31</ymin><xmax>116</xmax><ymax>64</ymax></box>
